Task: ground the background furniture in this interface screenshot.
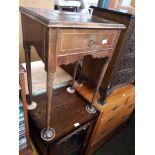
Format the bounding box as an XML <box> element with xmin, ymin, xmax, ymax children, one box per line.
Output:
<box><xmin>85</xmin><ymin>84</ymin><xmax>135</xmax><ymax>155</ymax></box>
<box><xmin>29</xmin><ymin>87</ymin><xmax>99</xmax><ymax>155</ymax></box>
<box><xmin>19</xmin><ymin>64</ymin><xmax>32</xmax><ymax>155</ymax></box>
<box><xmin>54</xmin><ymin>0</ymin><xmax>81</xmax><ymax>12</ymax></box>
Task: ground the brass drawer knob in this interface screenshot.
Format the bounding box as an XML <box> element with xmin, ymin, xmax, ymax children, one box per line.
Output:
<box><xmin>88</xmin><ymin>36</ymin><xmax>96</xmax><ymax>47</ymax></box>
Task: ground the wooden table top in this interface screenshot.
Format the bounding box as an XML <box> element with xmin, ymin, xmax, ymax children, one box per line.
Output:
<box><xmin>19</xmin><ymin>7</ymin><xmax>125</xmax><ymax>29</ymax></box>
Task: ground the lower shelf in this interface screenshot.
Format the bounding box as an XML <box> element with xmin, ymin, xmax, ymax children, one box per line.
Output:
<box><xmin>74</xmin><ymin>82</ymin><xmax>101</xmax><ymax>104</ymax></box>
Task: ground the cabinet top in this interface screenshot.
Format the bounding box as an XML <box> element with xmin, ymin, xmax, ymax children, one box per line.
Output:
<box><xmin>20</xmin><ymin>7</ymin><xmax>125</xmax><ymax>29</ymax></box>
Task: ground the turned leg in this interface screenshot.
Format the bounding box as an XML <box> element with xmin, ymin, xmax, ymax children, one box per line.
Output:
<box><xmin>24</xmin><ymin>43</ymin><xmax>37</xmax><ymax>110</ymax></box>
<box><xmin>75</xmin><ymin>57</ymin><xmax>84</xmax><ymax>86</ymax></box>
<box><xmin>41</xmin><ymin>69</ymin><xmax>55</xmax><ymax>141</ymax></box>
<box><xmin>86</xmin><ymin>58</ymin><xmax>110</xmax><ymax>113</ymax></box>
<box><xmin>67</xmin><ymin>61</ymin><xmax>79</xmax><ymax>93</ymax></box>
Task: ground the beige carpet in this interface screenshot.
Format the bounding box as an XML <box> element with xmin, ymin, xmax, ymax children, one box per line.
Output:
<box><xmin>22</xmin><ymin>61</ymin><xmax>73</xmax><ymax>96</ymax></box>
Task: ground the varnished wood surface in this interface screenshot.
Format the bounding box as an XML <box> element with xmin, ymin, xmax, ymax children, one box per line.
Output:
<box><xmin>19</xmin><ymin>7</ymin><xmax>125</xmax><ymax>29</ymax></box>
<box><xmin>75</xmin><ymin>82</ymin><xmax>101</xmax><ymax>104</ymax></box>
<box><xmin>21</xmin><ymin>12</ymin><xmax>122</xmax><ymax>68</ymax></box>
<box><xmin>20</xmin><ymin>7</ymin><xmax>125</xmax><ymax>147</ymax></box>
<box><xmin>29</xmin><ymin>86</ymin><xmax>99</xmax><ymax>143</ymax></box>
<box><xmin>58</xmin><ymin>29</ymin><xmax>118</xmax><ymax>54</ymax></box>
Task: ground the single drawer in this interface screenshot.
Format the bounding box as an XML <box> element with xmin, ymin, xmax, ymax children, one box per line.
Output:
<box><xmin>95</xmin><ymin>116</ymin><xmax>123</xmax><ymax>143</ymax></box>
<box><xmin>58</xmin><ymin>29</ymin><xmax>119</xmax><ymax>55</ymax></box>
<box><xmin>117</xmin><ymin>55</ymin><xmax>135</xmax><ymax>71</ymax></box>
<box><xmin>96</xmin><ymin>105</ymin><xmax>124</xmax><ymax>133</ymax></box>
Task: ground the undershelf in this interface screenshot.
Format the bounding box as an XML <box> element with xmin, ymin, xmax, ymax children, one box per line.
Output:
<box><xmin>74</xmin><ymin>82</ymin><xmax>101</xmax><ymax>104</ymax></box>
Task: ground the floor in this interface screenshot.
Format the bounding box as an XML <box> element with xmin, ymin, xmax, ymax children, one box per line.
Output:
<box><xmin>31</xmin><ymin>115</ymin><xmax>135</xmax><ymax>155</ymax></box>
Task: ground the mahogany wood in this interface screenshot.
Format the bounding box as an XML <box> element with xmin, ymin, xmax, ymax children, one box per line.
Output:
<box><xmin>20</xmin><ymin>6</ymin><xmax>124</xmax><ymax>141</ymax></box>
<box><xmin>20</xmin><ymin>7</ymin><xmax>125</xmax><ymax>28</ymax></box>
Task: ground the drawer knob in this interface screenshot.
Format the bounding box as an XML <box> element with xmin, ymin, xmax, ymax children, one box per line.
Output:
<box><xmin>88</xmin><ymin>36</ymin><xmax>96</xmax><ymax>47</ymax></box>
<box><xmin>102</xmin><ymin>39</ymin><xmax>108</xmax><ymax>45</ymax></box>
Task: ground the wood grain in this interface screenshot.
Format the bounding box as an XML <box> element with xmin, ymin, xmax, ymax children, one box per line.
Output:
<box><xmin>85</xmin><ymin>84</ymin><xmax>135</xmax><ymax>155</ymax></box>
<box><xmin>20</xmin><ymin>7</ymin><xmax>125</xmax><ymax>29</ymax></box>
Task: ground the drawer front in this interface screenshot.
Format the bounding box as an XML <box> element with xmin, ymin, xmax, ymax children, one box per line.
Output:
<box><xmin>117</xmin><ymin>55</ymin><xmax>135</xmax><ymax>71</ymax></box>
<box><xmin>58</xmin><ymin>29</ymin><xmax>119</xmax><ymax>55</ymax></box>
<box><xmin>96</xmin><ymin>105</ymin><xmax>124</xmax><ymax>134</ymax></box>
<box><xmin>94</xmin><ymin>115</ymin><xmax>123</xmax><ymax>144</ymax></box>
<box><xmin>111</xmin><ymin>69</ymin><xmax>135</xmax><ymax>88</ymax></box>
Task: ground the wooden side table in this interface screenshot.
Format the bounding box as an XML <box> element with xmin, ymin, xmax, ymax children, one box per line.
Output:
<box><xmin>20</xmin><ymin>7</ymin><xmax>125</xmax><ymax>142</ymax></box>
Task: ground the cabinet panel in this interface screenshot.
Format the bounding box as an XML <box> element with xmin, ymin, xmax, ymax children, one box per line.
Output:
<box><xmin>57</xmin><ymin>127</ymin><xmax>88</xmax><ymax>155</ymax></box>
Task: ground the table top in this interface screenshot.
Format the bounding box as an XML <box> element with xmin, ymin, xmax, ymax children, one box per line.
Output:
<box><xmin>19</xmin><ymin>7</ymin><xmax>125</xmax><ymax>29</ymax></box>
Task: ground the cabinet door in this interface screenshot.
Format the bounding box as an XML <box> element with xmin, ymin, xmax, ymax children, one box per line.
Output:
<box><xmin>56</xmin><ymin>127</ymin><xmax>88</xmax><ymax>155</ymax></box>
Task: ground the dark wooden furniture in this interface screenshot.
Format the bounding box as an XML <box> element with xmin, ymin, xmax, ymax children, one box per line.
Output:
<box><xmin>85</xmin><ymin>84</ymin><xmax>135</xmax><ymax>155</ymax></box>
<box><xmin>29</xmin><ymin>86</ymin><xmax>99</xmax><ymax>155</ymax></box>
<box><xmin>20</xmin><ymin>6</ymin><xmax>124</xmax><ymax>142</ymax></box>
<box><xmin>19</xmin><ymin>64</ymin><xmax>32</xmax><ymax>155</ymax></box>
<box><xmin>75</xmin><ymin>6</ymin><xmax>135</xmax><ymax>105</ymax></box>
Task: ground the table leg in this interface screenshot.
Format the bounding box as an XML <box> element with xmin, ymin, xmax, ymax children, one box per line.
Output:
<box><xmin>86</xmin><ymin>58</ymin><xmax>110</xmax><ymax>113</ymax></box>
<box><xmin>67</xmin><ymin>61</ymin><xmax>79</xmax><ymax>93</ymax></box>
<box><xmin>24</xmin><ymin>43</ymin><xmax>37</xmax><ymax>110</ymax></box>
<box><xmin>41</xmin><ymin>69</ymin><xmax>55</xmax><ymax>141</ymax></box>
<box><xmin>97</xmin><ymin>86</ymin><xmax>111</xmax><ymax>106</ymax></box>
<box><xmin>75</xmin><ymin>58</ymin><xmax>84</xmax><ymax>87</ymax></box>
